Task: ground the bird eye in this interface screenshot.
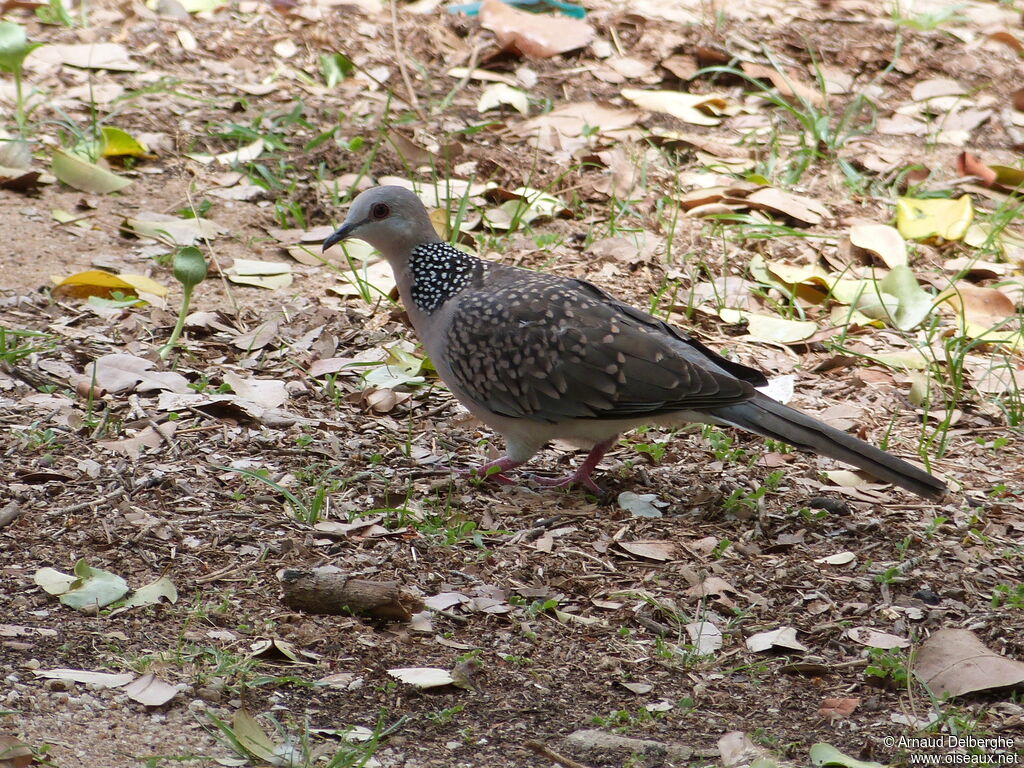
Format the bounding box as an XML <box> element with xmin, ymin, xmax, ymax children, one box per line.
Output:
<box><xmin>371</xmin><ymin>203</ymin><xmax>390</xmax><ymax>219</ymax></box>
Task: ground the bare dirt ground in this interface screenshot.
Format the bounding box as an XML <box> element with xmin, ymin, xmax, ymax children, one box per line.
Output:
<box><xmin>2</xmin><ymin>0</ymin><xmax>1024</xmax><ymax>766</ymax></box>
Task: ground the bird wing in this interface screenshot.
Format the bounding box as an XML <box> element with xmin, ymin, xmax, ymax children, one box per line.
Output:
<box><xmin>443</xmin><ymin>273</ymin><xmax>759</xmax><ymax>423</ymax></box>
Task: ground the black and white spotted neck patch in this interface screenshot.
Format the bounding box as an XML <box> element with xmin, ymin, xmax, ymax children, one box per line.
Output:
<box><xmin>409</xmin><ymin>242</ymin><xmax>482</xmax><ymax>313</ymax></box>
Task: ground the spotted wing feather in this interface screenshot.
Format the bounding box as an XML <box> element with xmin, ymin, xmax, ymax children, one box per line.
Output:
<box><xmin>443</xmin><ymin>269</ymin><xmax>757</xmax><ymax>423</ymax></box>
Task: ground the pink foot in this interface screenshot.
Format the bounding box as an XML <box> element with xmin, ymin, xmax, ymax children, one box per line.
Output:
<box><xmin>527</xmin><ymin>470</ymin><xmax>603</xmax><ymax>495</ymax></box>
<box><xmin>523</xmin><ymin>437</ymin><xmax>616</xmax><ymax>496</ymax></box>
<box><xmin>454</xmin><ymin>456</ymin><xmax>523</xmax><ymax>486</ymax></box>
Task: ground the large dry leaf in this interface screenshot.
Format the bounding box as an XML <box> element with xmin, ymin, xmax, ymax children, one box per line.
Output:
<box><xmin>617</xmin><ymin>491</ymin><xmax>666</xmax><ymax>518</ymax></box>
<box><xmin>387</xmin><ymin>667</ymin><xmax>455</xmax><ymax>689</ymax></box>
<box><xmin>83</xmin><ymin>354</ymin><xmax>189</xmax><ymax>394</ymax></box>
<box><xmin>621</xmin><ymin>88</ymin><xmax>730</xmax><ymax>126</ymax></box>
<box><xmin>186</xmin><ymin>137</ymin><xmax>265</xmax><ymax>166</ymax></box>
<box><xmin>685</xmin><ymin>621</ymin><xmax>723</xmax><ymax>655</ymax></box>
<box><xmin>614</xmin><ymin>539</ymin><xmax>674</xmax><ymax>561</ymax></box>
<box><xmin>741</xmin><ymin>61</ymin><xmax>822</xmax><ymax>106</ymax></box>
<box><xmin>849</xmin><ymin>223</ymin><xmax>906</xmax><ymax>268</ymax></box>
<box><xmin>33</xmin><ymin>669</ymin><xmax>135</xmax><ymax>687</ymax></box>
<box><xmin>521</xmin><ymin>101</ymin><xmax>640</xmax><ymax>139</ymax></box>
<box><xmin>479</xmin><ymin>0</ymin><xmax>594</xmax><ymax>59</ymax></box>
<box><xmin>940</xmin><ymin>283</ymin><xmax>1016</xmax><ymax>332</ymax></box>
<box><xmin>32</xmin><ymin>42</ymin><xmax>137</xmax><ymax>70</ymax></box>
<box><xmin>744</xmin><ymin>187</ymin><xmax>829</xmax><ymax>226</ymax></box>
<box><xmin>746</xmin><ymin>626</ymin><xmax>807</xmax><ymax>653</ymax></box>
<box><xmin>718</xmin><ymin>731</ymin><xmax>786</xmax><ymax>768</ymax></box>
<box><xmin>914</xmin><ymin>628</ymin><xmax>1024</xmax><ymax>697</ymax></box>
<box><xmin>222</xmin><ymin>372</ymin><xmax>289</xmax><ymax>409</ymax></box>
<box><xmin>845</xmin><ymin>627</ymin><xmax>909</xmax><ymax>649</ymax></box>
<box><xmin>122</xmin><ymin>212</ymin><xmax>224</xmax><ymax>245</ymax></box>
<box><xmin>224</xmin><ymin>259</ymin><xmax>293</xmax><ymax>290</ymax></box>
<box><xmin>122</xmin><ymin>673</ymin><xmax>179</xmax><ymax>706</ymax></box>
<box><xmin>98</xmin><ymin>423</ymin><xmax>177</xmax><ymax>460</ymax></box>
<box><xmin>478</xmin><ymin>82</ymin><xmax>529</xmax><ymax>115</ymax></box>
<box><xmin>965</xmin><ymin>357</ymin><xmax>1024</xmax><ymax>395</ymax></box>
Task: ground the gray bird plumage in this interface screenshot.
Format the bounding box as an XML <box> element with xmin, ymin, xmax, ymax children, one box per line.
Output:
<box><xmin>323</xmin><ymin>185</ymin><xmax>947</xmax><ymax>500</ymax></box>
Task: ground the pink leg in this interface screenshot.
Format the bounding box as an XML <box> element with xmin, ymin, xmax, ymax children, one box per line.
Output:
<box><xmin>527</xmin><ymin>438</ymin><xmax>615</xmax><ymax>495</ymax></box>
<box><xmin>455</xmin><ymin>456</ymin><xmax>523</xmax><ymax>485</ymax></box>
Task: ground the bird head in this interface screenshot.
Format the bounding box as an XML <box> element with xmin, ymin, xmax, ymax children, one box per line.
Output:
<box><xmin>322</xmin><ymin>185</ymin><xmax>440</xmax><ymax>257</ymax></box>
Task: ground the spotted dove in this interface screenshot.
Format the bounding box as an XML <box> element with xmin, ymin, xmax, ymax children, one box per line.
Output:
<box><xmin>323</xmin><ymin>186</ymin><xmax>946</xmax><ymax>499</ymax></box>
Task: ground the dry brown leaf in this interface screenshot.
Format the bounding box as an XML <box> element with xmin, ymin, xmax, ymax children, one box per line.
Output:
<box><xmin>940</xmin><ymin>283</ymin><xmax>1016</xmax><ymax>331</ymax></box>
<box><xmin>744</xmin><ymin>187</ymin><xmax>830</xmax><ymax>226</ymax></box>
<box><xmin>122</xmin><ymin>673</ymin><xmax>179</xmax><ymax>706</ymax></box>
<box><xmin>31</xmin><ymin>43</ymin><xmax>137</xmax><ymax>71</ymax></box>
<box><xmin>614</xmin><ymin>539</ymin><xmax>674</xmax><ymax>561</ymax></box>
<box><xmin>521</xmin><ymin>101</ymin><xmax>640</xmax><ymax>140</ymax></box>
<box><xmin>231</xmin><ymin>320</ymin><xmax>280</xmax><ymax>351</ymax></box>
<box><xmin>98</xmin><ymin>423</ymin><xmax>177</xmax><ymax>460</ymax></box>
<box><xmin>0</xmin><ymin>734</ymin><xmax>33</xmax><ymax>768</ymax></box>
<box><xmin>956</xmin><ymin>151</ymin><xmax>998</xmax><ymax>186</ymax></box>
<box><xmin>911</xmin><ymin>77</ymin><xmax>966</xmax><ymax>103</ymax></box>
<box><xmin>685</xmin><ymin>576</ymin><xmax>736</xmax><ymax>598</ymax></box>
<box><xmin>845</xmin><ymin>627</ymin><xmax>910</xmax><ymax>649</ymax></box>
<box><xmin>746</xmin><ymin>626</ymin><xmax>807</xmax><ymax>653</ymax></box>
<box><xmin>222</xmin><ymin>373</ymin><xmax>288</xmax><ymax>409</ymax></box>
<box><xmin>621</xmin><ymin>88</ymin><xmax>731</xmax><ymax>126</ymax></box>
<box><xmin>915</xmin><ymin>628</ymin><xmax>1024</xmax><ymax>697</ymax></box>
<box><xmin>965</xmin><ymin>358</ymin><xmax>1024</xmax><ymax>395</ymax></box>
<box><xmin>81</xmin><ymin>354</ymin><xmax>189</xmax><ymax>395</ymax></box>
<box><xmin>479</xmin><ymin>0</ymin><xmax>594</xmax><ymax>59</ymax></box>
<box><xmin>741</xmin><ymin>61</ymin><xmax>823</xmax><ymax>106</ymax></box>
<box><xmin>988</xmin><ymin>31</ymin><xmax>1024</xmax><ymax>55</ymax></box>
<box><xmin>849</xmin><ymin>223</ymin><xmax>907</xmax><ymax>268</ymax></box>
<box><xmin>818</xmin><ymin>697</ymin><xmax>860</xmax><ymax>721</ymax></box>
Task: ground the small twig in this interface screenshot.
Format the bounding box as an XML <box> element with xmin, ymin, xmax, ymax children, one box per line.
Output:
<box><xmin>195</xmin><ymin>564</ymin><xmax>245</xmax><ymax>584</ymax></box>
<box><xmin>438</xmin><ymin>42</ymin><xmax>485</xmax><ymax>111</ymax></box>
<box><xmin>524</xmin><ymin>740</ymin><xmax>594</xmax><ymax>768</ymax></box>
<box><xmin>51</xmin><ymin>487</ymin><xmax>125</xmax><ymax>517</ymax></box>
<box><xmin>634</xmin><ymin>615</ymin><xmax>674</xmax><ymax>637</ymax></box>
<box><xmin>128</xmin><ymin>394</ymin><xmax>178</xmax><ymax>455</ymax></box>
<box><xmin>389</xmin><ymin>0</ymin><xmax>427</xmax><ymax>122</ymax></box>
<box><xmin>433</xmin><ymin>608</ymin><xmax>469</xmax><ymax>625</ymax></box>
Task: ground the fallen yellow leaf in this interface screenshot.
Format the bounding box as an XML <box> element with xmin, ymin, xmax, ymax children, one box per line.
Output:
<box><xmin>895</xmin><ymin>195</ymin><xmax>973</xmax><ymax>241</ymax></box>
<box><xmin>51</xmin><ymin>270</ymin><xmax>168</xmax><ymax>299</ymax></box>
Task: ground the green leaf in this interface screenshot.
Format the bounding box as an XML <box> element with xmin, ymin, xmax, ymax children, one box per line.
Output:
<box><xmin>116</xmin><ymin>576</ymin><xmax>178</xmax><ymax>610</ymax></box>
<box><xmin>59</xmin><ymin>558</ymin><xmax>130</xmax><ymax>609</ymax></box>
<box><xmin>0</xmin><ymin>22</ymin><xmax>43</xmax><ymax>73</ymax></box>
<box><xmin>362</xmin><ymin>346</ymin><xmax>427</xmax><ymax>389</ymax></box>
<box><xmin>51</xmin><ymin>148</ymin><xmax>131</xmax><ymax>193</ymax></box>
<box><xmin>231</xmin><ymin>709</ymin><xmax>278</xmax><ymax>762</ymax></box>
<box><xmin>100</xmin><ymin>126</ymin><xmax>150</xmax><ymax>158</ymax></box>
<box><xmin>810</xmin><ymin>742</ymin><xmax>887</xmax><ymax>768</ymax></box>
<box><xmin>879</xmin><ymin>265</ymin><xmax>934</xmax><ymax>331</ymax></box>
<box><xmin>172</xmin><ymin>246</ymin><xmax>209</xmax><ymax>289</ymax></box>
<box><xmin>320</xmin><ymin>52</ymin><xmax>354</xmax><ymax>88</ymax></box>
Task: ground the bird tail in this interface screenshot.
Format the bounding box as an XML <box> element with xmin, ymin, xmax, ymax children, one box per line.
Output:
<box><xmin>710</xmin><ymin>393</ymin><xmax>946</xmax><ymax>500</ymax></box>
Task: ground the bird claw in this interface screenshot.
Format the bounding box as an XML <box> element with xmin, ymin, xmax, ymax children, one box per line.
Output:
<box><xmin>525</xmin><ymin>471</ymin><xmax>603</xmax><ymax>496</ymax></box>
<box><xmin>447</xmin><ymin>457</ymin><xmax>523</xmax><ymax>486</ymax></box>
<box><xmin>455</xmin><ymin>467</ymin><xmax>516</xmax><ymax>485</ymax></box>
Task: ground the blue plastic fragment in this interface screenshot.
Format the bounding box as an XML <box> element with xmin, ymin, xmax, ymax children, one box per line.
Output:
<box><xmin>447</xmin><ymin>0</ymin><xmax>587</xmax><ymax>19</ymax></box>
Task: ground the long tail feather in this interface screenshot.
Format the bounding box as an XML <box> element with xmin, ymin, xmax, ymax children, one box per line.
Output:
<box><xmin>711</xmin><ymin>393</ymin><xmax>946</xmax><ymax>500</ymax></box>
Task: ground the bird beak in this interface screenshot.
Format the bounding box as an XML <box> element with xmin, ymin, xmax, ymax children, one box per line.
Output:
<box><xmin>322</xmin><ymin>222</ymin><xmax>356</xmax><ymax>253</ymax></box>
